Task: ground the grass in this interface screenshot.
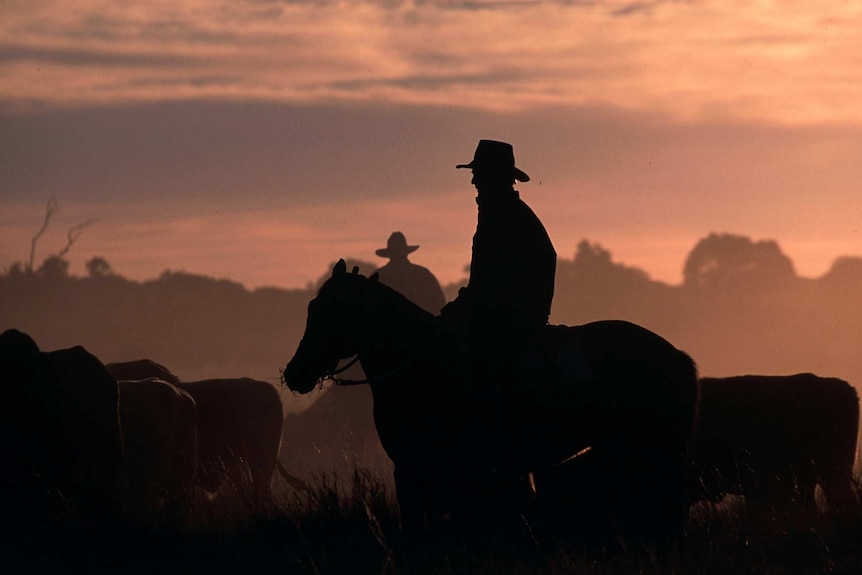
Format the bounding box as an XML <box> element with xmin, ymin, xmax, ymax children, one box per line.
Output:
<box><xmin>4</xmin><ymin>469</ymin><xmax>862</xmax><ymax>574</ymax></box>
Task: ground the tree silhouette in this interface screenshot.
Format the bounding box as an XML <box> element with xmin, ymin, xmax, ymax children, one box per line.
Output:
<box><xmin>26</xmin><ymin>197</ymin><xmax>96</xmax><ymax>273</ymax></box>
<box><xmin>570</xmin><ymin>240</ymin><xmax>650</xmax><ymax>283</ymax></box>
<box><xmin>86</xmin><ymin>257</ymin><xmax>114</xmax><ymax>279</ymax></box>
<box><xmin>555</xmin><ymin>239</ymin><xmax>651</xmax><ymax>296</ymax></box>
<box><xmin>37</xmin><ymin>255</ymin><xmax>70</xmax><ymax>279</ymax></box>
<box><xmin>682</xmin><ymin>233</ymin><xmax>796</xmax><ymax>291</ymax></box>
<box><xmin>551</xmin><ymin>240</ymin><xmax>663</xmax><ymax>326</ymax></box>
<box><xmin>4</xmin><ymin>262</ymin><xmax>26</xmax><ymax>278</ymax></box>
<box><xmin>29</xmin><ymin>197</ymin><xmax>59</xmax><ymax>272</ymax></box>
<box><xmin>821</xmin><ymin>256</ymin><xmax>862</xmax><ymax>286</ymax></box>
<box><xmin>56</xmin><ymin>219</ymin><xmax>97</xmax><ymax>259</ymax></box>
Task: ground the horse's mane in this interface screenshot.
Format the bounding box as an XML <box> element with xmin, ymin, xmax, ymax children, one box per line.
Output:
<box><xmin>377</xmin><ymin>281</ymin><xmax>434</xmax><ymax>320</ymax></box>
<box><xmin>318</xmin><ymin>268</ymin><xmax>437</xmax><ymax>324</ymax></box>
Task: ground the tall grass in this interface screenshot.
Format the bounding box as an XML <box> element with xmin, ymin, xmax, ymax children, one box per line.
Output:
<box><xmin>4</xmin><ymin>469</ymin><xmax>862</xmax><ymax>574</ymax></box>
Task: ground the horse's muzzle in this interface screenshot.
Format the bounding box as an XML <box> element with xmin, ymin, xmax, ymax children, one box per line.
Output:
<box><xmin>281</xmin><ymin>352</ymin><xmax>327</xmax><ymax>394</ymax></box>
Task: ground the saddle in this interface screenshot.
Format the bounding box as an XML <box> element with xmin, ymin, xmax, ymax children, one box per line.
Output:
<box><xmin>436</xmin><ymin>313</ymin><xmax>592</xmax><ymax>390</ymax></box>
<box><xmin>515</xmin><ymin>324</ymin><xmax>593</xmax><ymax>386</ymax></box>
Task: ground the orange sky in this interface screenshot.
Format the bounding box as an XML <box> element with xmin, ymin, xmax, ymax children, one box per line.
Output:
<box><xmin>2</xmin><ymin>1</ymin><xmax>861</xmax><ymax>289</ymax></box>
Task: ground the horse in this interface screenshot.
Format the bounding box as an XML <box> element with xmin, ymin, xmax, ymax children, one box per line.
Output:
<box><xmin>282</xmin><ymin>260</ymin><xmax>699</xmax><ymax>544</ymax></box>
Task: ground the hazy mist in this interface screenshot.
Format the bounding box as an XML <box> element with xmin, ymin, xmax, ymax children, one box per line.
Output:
<box><xmin>4</xmin><ymin>232</ymin><xmax>860</xmax><ymax>416</ymax></box>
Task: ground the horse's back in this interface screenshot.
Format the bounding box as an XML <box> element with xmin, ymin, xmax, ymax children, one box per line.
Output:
<box><xmin>505</xmin><ymin>320</ymin><xmax>699</xmax><ymax>461</ymax></box>
<box><xmin>543</xmin><ymin>320</ymin><xmax>697</xmax><ymax>394</ymax></box>
<box><xmin>560</xmin><ymin>320</ymin><xmax>692</xmax><ymax>364</ymax></box>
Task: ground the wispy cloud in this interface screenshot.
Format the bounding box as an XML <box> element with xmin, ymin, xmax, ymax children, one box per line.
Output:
<box><xmin>2</xmin><ymin>0</ymin><xmax>861</xmax><ymax>124</ymax></box>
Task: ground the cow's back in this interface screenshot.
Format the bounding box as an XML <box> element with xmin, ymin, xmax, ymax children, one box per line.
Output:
<box><xmin>107</xmin><ymin>359</ymin><xmax>181</xmax><ymax>385</ymax></box>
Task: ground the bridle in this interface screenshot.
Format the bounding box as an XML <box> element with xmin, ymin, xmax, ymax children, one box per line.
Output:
<box><xmin>310</xmin><ymin>317</ymin><xmax>454</xmax><ymax>389</ymax></box>
<box><xmin>295</xmin><ymin>271</ymin><xmax>453</xmax><ymax>388</ymax></box>
<box><xmin>326</xmin><ymin>355</ymin><xmax>366</xmax><ymax>386</ymax></box>
<box><xmin>284</xmin><ymin>337</ymin><xmax>367</xmax><ymax>388</ymax></box>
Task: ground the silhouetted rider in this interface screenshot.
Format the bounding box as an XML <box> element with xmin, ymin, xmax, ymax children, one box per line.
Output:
<box><xmin>442</xmin><ymin>139</ymin><xmax>557</xmax><ymax>385</ymax></box>
<box><xmin>373</xmin><ymin>231</ymin><xmax>447</xmax><ymax>315</ymax></box>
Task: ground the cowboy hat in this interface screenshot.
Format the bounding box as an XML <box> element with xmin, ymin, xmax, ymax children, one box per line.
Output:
<box><xmin>375</xmin><ymin>231</ymin><xmax>419</xmax><ymax>258</ymax></box>
<box><xmin>456</xmin><ymin>139</ymin><xmax>530</xmax><ymax>182</ymax></box>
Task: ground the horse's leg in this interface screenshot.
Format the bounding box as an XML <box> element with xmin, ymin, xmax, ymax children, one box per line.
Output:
<box><xmin>531</xmin><ymin>448</ymin><xmax>618</xmax><ymax>544</ymax></box>
<box><xmin>636</xmin><ymin>435</ymin><xmax>691</xmax><ymax>540</ymax></box>
<box><xmin>393</xmin><ymin>464</ymin><xmax>434</xmax><ymax>534</ymax></box>
<box><xmin>598</xmin><ymin>430</ymin><xmax>690</xmax><ymax>546</ymax></box>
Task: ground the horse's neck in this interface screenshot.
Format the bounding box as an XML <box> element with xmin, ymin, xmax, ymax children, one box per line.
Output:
<box><xmin>355</xmin><ymin>284</ymin><xmax>435</xmax><ymax>376</ymax></box>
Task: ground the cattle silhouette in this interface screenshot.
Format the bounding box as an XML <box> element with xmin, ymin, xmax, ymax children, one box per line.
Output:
<box><xmin>117</xmin><ymin>378</ymin><xmax>198</xmax><ymax>524</ymax></box>
<box><xmin>109</xmin><ymin>359</ymin><xmax>180</xmax><ymax>384</ymax></box>
<box><xmin>282</xmin><ymin>260</ymin><xmax>698</xmax><ymax>544</ymax></box>
<box><xmin>106</xmin><ymin>361</ymin><xmax>292</xmax><ymax>502</ymax></box>
<box><xmin>0</xmin><ymin>329</ymin><xmax>124</xmax><ymax>527</ymax></box>
<box><xmin>693</xmin><ymin>373</ymin><xmax>859</xmax><ymax>511</ymax></box>
<box><xmin>179</xmin><ymin>378</ymin><xmax>286</xmax><ymax>502</ymax></box>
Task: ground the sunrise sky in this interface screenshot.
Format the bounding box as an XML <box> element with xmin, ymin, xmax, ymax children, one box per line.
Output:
<box><xmin>2</xmin><ymin>0</ymin><xmax>861</xmax><ymax>289</ymax></box>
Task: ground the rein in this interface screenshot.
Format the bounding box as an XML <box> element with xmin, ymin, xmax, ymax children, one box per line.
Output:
<box><xmin>325</xmin><ymin>314</ymin><xmax>453</xmax><ymax>388</ymax></box>
<box><xmin>326</xmin><ymin>355</ymin><xmax>367</xmax><ymax>386</ymax></box>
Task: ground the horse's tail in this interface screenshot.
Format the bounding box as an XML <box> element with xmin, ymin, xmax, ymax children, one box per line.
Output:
<box><xmin>664</xmin><ymin>348</ymin><xmax>701</xmax><ymax>508</ymax></box>
<box><xmin>674</xmin><ymin>349</ymin><xmax>700</xmax><ymax>450</ymax></box>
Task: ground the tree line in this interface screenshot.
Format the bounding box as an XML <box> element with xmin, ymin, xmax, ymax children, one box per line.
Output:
<box><xmin>2</xmin><ymin>232</ymin><xmax>861</xmax><ymax>414</ymax></box>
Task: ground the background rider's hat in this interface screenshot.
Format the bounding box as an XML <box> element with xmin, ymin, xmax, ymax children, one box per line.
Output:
<box><xmin>375</xmin><ymin>231</ymin><xmax>419</xmax><ymax>258</ymax></box>
<box><xmin>456</xmin><ymin>139</ymin><xmax>530</xmax><ymax>183</ymax></box>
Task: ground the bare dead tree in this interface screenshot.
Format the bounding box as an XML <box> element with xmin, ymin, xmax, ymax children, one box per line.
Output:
<box><xmin>28</xmin><ymin>197</ymin><xmax>98</xmax><ymax>272</ymax></box>
<box><xmin>29</xmin><ymin>196</ymin><xmax>59</xmax><ymax>272</ymax></box>
<box><xmin>56</xmin><ymin>218</ymin><xmax>98</xmax><ymax>259</ymax></box>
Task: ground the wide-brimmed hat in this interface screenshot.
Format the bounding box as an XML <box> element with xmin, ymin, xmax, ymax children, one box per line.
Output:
<box><xmin>456</xmin><ymin>139</ymin><xmax>530</xmax><ymax>182</ymax></box>
<box><xmin>375</xmin><ymin>231</ymin><xmax>419</xmax><ymax>258</ymax></box>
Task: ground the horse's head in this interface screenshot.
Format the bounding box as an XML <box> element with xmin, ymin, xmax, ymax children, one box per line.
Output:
<box><xmin>281</xmin><ymin>259</ymin><xmax>378</xmax><ymax>394</ymax></box>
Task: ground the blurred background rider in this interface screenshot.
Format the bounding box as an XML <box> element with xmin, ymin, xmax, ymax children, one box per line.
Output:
<box><xmin>373</xmin><ymin>231</ymin><xmax>447</xmax><ymax>315</ymax></box>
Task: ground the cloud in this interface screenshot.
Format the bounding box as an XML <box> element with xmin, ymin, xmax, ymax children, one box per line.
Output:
<box><xmin>0</xmin><ymin>43</ymin><xmax>198</xmax><ymax>68</ymax></box>
<box><xmin>1</xmin><ymin>0</ymin><xmax>861</xmax><ymax>124</ymax></box>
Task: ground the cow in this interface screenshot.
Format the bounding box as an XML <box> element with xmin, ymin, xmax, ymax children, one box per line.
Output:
<box><xmin>0</xmin><ymin>329</ymin><xmax>124</xmax><ymax>527</ymax></box>
<box><xmin>178</xmin><ymin>378</ymin><xmax>287</xmax><ymax>503</ymax></box>
<box><xmin>692</xmin><ymin>373</ymin><xmax>859</xmax><ymax>513</ymax></box>
<box><xmin>105</xmin><ymin>360</ymin><xmax>295</xmax><ymax>502</ymax></box>
<box><xmin>108</xmin><ymin>359</ymin><xmax>180</xmax><ymax>385</ymax></box>
<box><xmin>117</xmin><ymin>378</ymin><xmax>198</xmax><ymax>524</ymax></box>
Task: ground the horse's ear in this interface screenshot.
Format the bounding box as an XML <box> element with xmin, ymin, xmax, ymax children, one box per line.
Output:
<box><xmin>351</xmin><ymin>266</ymin><xmax>359</xmax><ymax>275</ymax></box>
<box><xmin>369</xmin><ymin>272</ymin><xmax>380</xmax><ymax>283</ymax></box>
<box><xmin>333</xmin><ymin>259</ymin><xmax>347</xmax><ymax>276</ymax></box>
